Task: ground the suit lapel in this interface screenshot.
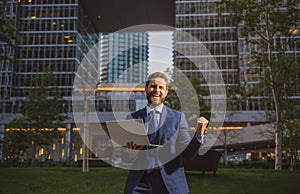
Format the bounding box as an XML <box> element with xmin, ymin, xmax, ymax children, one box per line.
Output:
<box><xmin>133</xmin><ymin>107</ymin><xmax>147</xmax><ymax>123</ymax></box>
<box><xmin>158</xmin><ymin>105</ymin><xmax>167</xmax><ymax>129</ymax></box>
<box><xmin>133</xmin><ymin>106</ymin><xmax>177</xmax><ymax>145</ymax></box>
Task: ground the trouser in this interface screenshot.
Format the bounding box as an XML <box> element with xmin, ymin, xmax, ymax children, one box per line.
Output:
<box><xmin>132</xmin><ymin>170</ymin><xmax>169</xmax><ymax>194</ymax></box>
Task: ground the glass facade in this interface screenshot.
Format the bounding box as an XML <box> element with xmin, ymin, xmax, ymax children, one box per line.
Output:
<box><xmin>2</xmin><ymin>0</ymin><xmax>297</xmax><ymax>122</ymax></box>
<box><xmin>1</xmin><ymin>0</ymin><xmax>299</xmax><ymax>163</ymax></box>
<box><xmin>0</xmin><ymin>0</ymin><xmax>146</xmax><ymax>115</ymax></box>
<box><xmin>176</xmin><ymin>0</ymin><xmax>239</xmax><ymax>84</ymax></box>
<box><xmin>1</xmin><ymin>0</ymin><xmax>150</xmax><ymax>163</ymax></box>
<box><xmin>0</xmin><ymin>0</ymin><xmax>17</xmax><ymax>113</ymax></box>
<box><xmin>175</xmin><ymin>0</ymin><xmax>239</xmax><ymax>127</ymax></box>
<box><xmin>175</xmin><ymin>0</ymin><xmax>300</xmax><ymax>125</ymax></box>
<box><xmin>0</xmin><ymin>0</ymin><xmax>80</xmax><ymax>115</ymax></box>
<box><xmin>99</xmin><ymin>33</ymin><xmax>148</xmax><ymax>83</ymax></box>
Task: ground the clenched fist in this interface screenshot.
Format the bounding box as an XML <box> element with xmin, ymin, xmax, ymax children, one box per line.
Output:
<box><xmin>197</xmin><ymin>116</ymin><xmax>208</xmax><ymax>136</ymax></box>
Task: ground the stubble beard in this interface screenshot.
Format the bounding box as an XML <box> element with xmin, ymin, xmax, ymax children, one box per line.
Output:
<box><xmin>146</xmin><ymin>91</ymin><xmax>165</xmax><ymax>108</ymax></box>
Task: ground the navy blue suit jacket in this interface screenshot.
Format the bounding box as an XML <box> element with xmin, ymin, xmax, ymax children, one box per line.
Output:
<box><xmin>123</xmin><ymin>106</ymin><xmax>201</xmax><ymax>194</ymax></box>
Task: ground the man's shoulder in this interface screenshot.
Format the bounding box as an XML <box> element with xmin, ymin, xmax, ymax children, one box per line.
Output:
<box><xmin>165</xmin><ymin>106</ymin><xmax>182</xmax><ymax>116</ymax></box>
<box><xmin>131</xmin><ymin>107</ymin><xmax>146</xmax><ymax>117</ymax></box>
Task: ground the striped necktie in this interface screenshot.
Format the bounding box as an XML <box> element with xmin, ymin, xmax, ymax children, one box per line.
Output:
<box><xmin>148</xmin><ymin>110</ymin><xmax>158</xmax><ymax>144</ymax></box>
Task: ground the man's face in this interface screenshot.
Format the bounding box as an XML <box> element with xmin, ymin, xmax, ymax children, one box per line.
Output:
<box><xmin>145</xmin><ymin>77</ymin><xmax>168</xmax><ymax>107</ymax></box>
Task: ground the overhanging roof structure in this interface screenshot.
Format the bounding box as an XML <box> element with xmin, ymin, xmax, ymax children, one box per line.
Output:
<box><xmin>211</xmin><ymin>124</ymin><xmax>275</xmax><ymax>152</ymax></box>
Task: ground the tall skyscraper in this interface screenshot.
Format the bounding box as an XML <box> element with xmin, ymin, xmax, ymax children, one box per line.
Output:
<box><xmin>0</xmin><ymin>0</ymin><xmax>81</xmax><ymax>117</ymax></box>
<box><xmin>175</xmin><ymin>0</ymin><xmax>300</xmax><ymax>127</ymax></box>
<box><xmin>0</xmin><ymin>0</ymin><xmax>150</xmax><ymax>120</ymax></box>
<box><xmin>175</xmin><ymin>0</ymin><xmax>239</xmax><ymax>126</ymax></box>
<box><xmin>0</xmin><ymin>0</ymin><xmax>150</xmax><ymax>162</ymax></box>
<box><xmin>0</xmin><ymin>0</ymin><xmax>16</xmax><ymax>115</ymax></box>
<box><xmin>1</xmin><ymin>0</ymin><xmax>299</xmax><ymax>163</ymax></box>
<box><xmin>99</xmin><ymin>32</ymin><xmax>148</xmax><ymax>84</ymax></box>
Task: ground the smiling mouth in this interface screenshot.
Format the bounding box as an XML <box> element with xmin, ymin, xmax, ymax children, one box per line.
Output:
<box><xmin>147</xmin><ymin>91</ymin><xmax>163</xmax><ymax>104</ymax></box>
<box><xmin>151</xmin><ymin>93</ymin><xmax>161</xmax><ymax>98</ymax></box>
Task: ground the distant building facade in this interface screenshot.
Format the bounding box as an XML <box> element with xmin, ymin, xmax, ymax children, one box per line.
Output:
<box><xmin>99</xmin><ymin>33</ymin><xmax>149</xmax><ymax>84</ymax></box>
<box><xmin>175</xmin><ymin>0</ymin><xmax>300</xmax><ymax>128</ymax></box>
<box><xmin>0</xmin><ymin>0</ymin><xmax>149</xmax><ymax>163</ymax></box>
<box><xmin>1</xmin><ymin>0</ymin><xmax>299</xmax><ymax>163</ymax></box>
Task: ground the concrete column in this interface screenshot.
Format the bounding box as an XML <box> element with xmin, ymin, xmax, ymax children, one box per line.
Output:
<box><xmin>64</xmin><ymin>123</ymin><xmax>72</xmax><ymax>164</ymax></box>
<box><xmin>246</xmin><ymin>122</ymin><xmax>251</xmax><ymax>127</ymax></box>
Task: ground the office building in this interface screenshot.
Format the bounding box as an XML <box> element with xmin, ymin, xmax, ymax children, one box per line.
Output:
<box><xmin>98</xmin><ymin>32</ymin><xmax>148</xmax><ymax>84</ymax></box>
<box><xmin>175</xmin><ymin>0</ymin><xmax>300</xmax><ymax>128</ymax></box>
<box><xmin>1</xmin><ymin>0</ymin><xmax>299</xmax><ymax>163</ymax></box>
<box><xmin>0</xmin><ymin>0</ymin><xmax>149</xmax><ymax>163</ymax></box>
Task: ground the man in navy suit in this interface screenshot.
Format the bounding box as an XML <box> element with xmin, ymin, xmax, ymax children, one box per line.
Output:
<box><xmin>122</xmin><ymin>72</ymin><xmax>208</xmax><ymax>194</ymax></box>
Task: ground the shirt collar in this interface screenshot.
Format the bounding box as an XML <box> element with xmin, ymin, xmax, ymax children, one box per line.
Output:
<box><xmin>146</xmin><ymin>104</ymin><xmax>163</xmax><ymax>114</ymax></box>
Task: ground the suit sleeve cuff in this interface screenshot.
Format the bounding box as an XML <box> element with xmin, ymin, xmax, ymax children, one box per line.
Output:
<box><xmin>195</xmin><ymin>134</ymin><xmax>205</xmax><ymax>144</ymax></box>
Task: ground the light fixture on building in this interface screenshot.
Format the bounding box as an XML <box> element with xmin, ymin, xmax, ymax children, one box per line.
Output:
<box><xmin>39</xmin><ymin>148</ymin><xmax>44</xmax><ymax>156</ymax></box>
<box><xmin>289</xmin><ymin>28</ymin><xmax>300</xmax><ymax>35</ymax></box>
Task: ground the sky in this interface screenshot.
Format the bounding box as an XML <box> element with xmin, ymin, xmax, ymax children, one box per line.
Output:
<box><xmin>148</xmin><ymin>31</ymin><xmax>174</xmax><ymax>77</ymax></box>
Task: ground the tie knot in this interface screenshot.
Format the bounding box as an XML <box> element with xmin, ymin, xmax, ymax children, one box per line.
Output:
<box><xmin>150</xmin><ymin>110</ymin><xmax>159</xmax><ymax>115</ymax></box>
<box><xmin>146</xmin><ymin>110</ymin><xmax>160</xmax><ymax>124</ymax></box>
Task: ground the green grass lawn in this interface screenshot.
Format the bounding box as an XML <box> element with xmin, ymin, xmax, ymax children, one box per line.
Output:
<box><xmin>0</xmin><ymin>167</ymin><xmax>299</xmax><ymax>194</ymax></box>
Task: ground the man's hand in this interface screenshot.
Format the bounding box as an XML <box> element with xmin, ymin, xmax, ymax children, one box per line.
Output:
<box><xmin>120</xmin><ymin>141</ymin><xmax>143</xmax><ymax>157</ymax></box>
<box><xmin>197</xmin><ymin>117</ymin><xmax>208</xmax><ymax>136</ymax></box>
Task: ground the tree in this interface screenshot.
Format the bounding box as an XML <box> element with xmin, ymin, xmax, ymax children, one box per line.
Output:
<box><xmin>282</xmin><ymin>101</ymin><xmax>300</xmax><ymax>171</ymax></box>
<box><xmin>279</xmin><ymin>54</ymin><xmax>300</xmax><ymax>171</ymax></box>
<box><xmin>0</xmin><ymin>0</ymin><xmax>16</xmax><ymax>62</ymax></box>
<box><xmin>7</xmin><ymin>72</ymin><xmax>68</xmax><ymax>165</ymax></box>
<box><xmin>165</xmin><ymin>72</ymin><xmax>211</xmax><ymax>128</ymax></box>
<box><xmin>218</xmin><ymin>0</ymin><xmax>300</xmax><ymax>170</ymax></box>
<box><xmin>2</xmin><ymin>129</ymin><xmax>31</xmax><ymax>164</ymax></box>
<box><xmin>217</xmin><ymin>129</ymin><xmax>241</xmax><ymax>166</ymax></box>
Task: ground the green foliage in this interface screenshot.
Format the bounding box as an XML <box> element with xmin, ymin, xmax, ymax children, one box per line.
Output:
<box><xmin>2</xmin><ymin>129</ymin><xmax>31</xmax><ymax>163</ymax></box>
<box><xmin>218</xmin><ymin>0</ymin><xmax>300</xmax><ymax>101</ymax></box>
<box><xmin>6</xmin><ymin>72</ymin><xmax>68</xmax><ymax>162</ymax></box>
<box><xmin>226</xmin><ymin>84</ymin><xmax>248</xmax><ymax>110</ymax></box>
<box><xmin>217</xmin><ymin>0</ymin><xmax>300</xmax><ymax>170</ymax></box>
<box><xmin>0</xmin><ymin>0</ymin><xmax>16</xmax><ymax>61</ymax></box>
<box><xmin>165</xmin><ymin>73</ymin><xmax>211</xmax><ymax>127</ymax></box>
<box><xmin>9</xmin><ymin>72</ymin><xmax>68</xmax><ymax>129</ymax></box>
<box><xmin>282</xmin><ymin>104</ymin><xmax>300</xmax><ymax>170</ymax></box>
<box><xmin>219</xmin><ymin>0</ymin><xmax>300</xmax><ymax>39</ymax></box>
